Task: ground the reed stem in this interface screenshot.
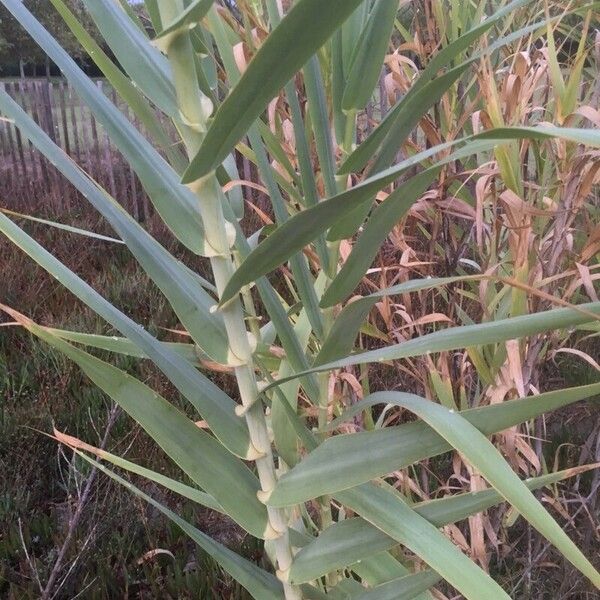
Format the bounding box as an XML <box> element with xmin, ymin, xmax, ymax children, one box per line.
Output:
<box><xmin>157</xmin><ymin>4</ymin><xmax>300</xmax><ymax>597</ymax></box>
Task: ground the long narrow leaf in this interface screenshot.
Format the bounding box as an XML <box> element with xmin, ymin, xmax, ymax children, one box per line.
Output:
<box><xmin>0</xmin><ymin>213</ymin><xmax>253</xmax><ymax>459</ymax></box>
<box><xmin>268</xmin><ymin>383</ymin><xmax>600</xmax><ymax>505</ymax></box>
<box><xmin>342</xmin><ymin>0</ymin><xmax>399</xmax><ymax>112</ymax></box>
<box><xmin>290</xmin><ymin>464</ymin><xmax>599</xmax><ymax>582</ymax></box>
<box><xmin>182</xmin><ymin>0</ymin><xmax>365</xmax><ymax>181</ymax></box>
<box><xmin>320</xmin><ymin>168</ymin><xmax>441</xmax><ymax>307</ymax></box>
<box><xmin>2</xmin><ymin>0</ymin><xmax>205</xmax><ymax>253</ymax></box>
<box><xmin>3</xmin><ymin>309</ymin><xmax>269</xmax><ymax>540</ymax></box>
<box><xmin>54</xmin><ymin>428</ymin><xmax>224</xmax><ymax>514</ymax></box>
<box><xmin>315</xmin><ymin>276</ymin><xmax>480</xmax><ymax>365</ymax></box>
<box><xmin>352</xmin><ymin>393</ymin><xmax>600</xmax><ymax>586</ymax></box>
<box><xmin>75</xmin><ymin>452</ymin><xmax>285</xmax><ymax>600</ymax></box>
<box><xmin>48</xmin><ymin>0</ymin><xmax>186</xmax><ymax>171</ymax></box>
<box><xmin>81</xmin><ymin>0</ymin><xmax>178</xmax><ymax>116</ymax></box>
<box><xmin>267</xmin><ymin>302</ymin><xmax>600</xmax><ymax>387</ymax></box>
<box><xmin>0</xmin><ymin>90</ymin><xmax>231</xmax><ymax>365</ymax></box>
<box><xmin>337</xmin><ymin>484</ymin><xmax>511</xmax><ymax>600</ymax></box>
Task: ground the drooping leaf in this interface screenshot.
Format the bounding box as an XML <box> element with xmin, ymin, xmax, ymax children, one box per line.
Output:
<box><xmin>0</xmin><ymin>90</ymin><xmax>232</xmax><ymax>366</ymax></box>
<box><xmin>75</xmin><ymin>452</ymin><xmax>285</xmax><ymax>600</ymax></box>
<box><xmin>337</xmin><ymin>484</ymin><xmax>511</xmax><ymax>600</ymax></box>
<box><xmin>4</xmin><ymin>309</ymin><xmax>269</xmax><ymax>540</ymax></box>
<box><xmin>268</xmin><ymin>383</ymin><xmax>600</xmax><ymax>505</ymax></box>
<box><xmin>289</xmin><ymin>466</ymin><xmax>598</xmax><ymax>583</ymax></box>
<box><xmin>349</xmin><ymin>393</ymin><xmax>600</xmax><ymax>587</ymax></box>
<box><xmin>0</xmin><ymin>213</ymin><xmax>253</xmax><ymax>459</ymax></box>
<box><xmin>182</xmin><ymin>0</ymin><xmax>366</xmax><ymax>181</ymax></box>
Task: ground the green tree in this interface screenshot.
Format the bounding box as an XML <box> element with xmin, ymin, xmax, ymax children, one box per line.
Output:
<box><xmin>0</xmin><ymin>0</ymin><xmax>97</xmax><ymax>76</ymax></box>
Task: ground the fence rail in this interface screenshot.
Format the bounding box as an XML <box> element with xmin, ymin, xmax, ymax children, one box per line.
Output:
<box><xmin>0</xmin><ymin>78</ymin><xmax>153</xmax><ymax>219</ymax></box>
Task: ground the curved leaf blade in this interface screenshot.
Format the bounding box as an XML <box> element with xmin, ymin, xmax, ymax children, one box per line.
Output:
<box><xmin>358</xmin><ymin>393</ymin><xmax>600</xmax><ymax>587</ymax></box>
<box><xmin>5</xmin><ymin>310</ymin><xmax>268</xmax><ymax>540</ymax></box>
<box><xmin>337</xmin><ymin>484</ymin><xmax>511</xmax><ymax>600</ymax></box>
<box><xmin>315</xmin><ymin>276</ymin><xmax>479</xmax><ymax>365</ymax></box>
<box><xmin>268</xmin><ymin>383</ymin><xmax>600</xmax><ymax>505</ymax></box>
<box><xmin>0</xmin><ymin>90</ymin><xmax>231</xmax><ymax>365</ymax></box>
<box><xmin>0</xmin><ymin>213</ymin><xmax>252</xmax><ymax>459</ymax></box>
<box><xmin>76</xmin><ymin>453</ymin><xmax>285</xmax><ymax>600</ymax></box>
<box><xmin>289</xmin><ymin>466</ymin><xmax>598</xmax><ymax>583</ymax></box>
<box><xmin>182</xmin><ymin>0</ymin><xmax>365</xmax><ymax>182</ymax></box>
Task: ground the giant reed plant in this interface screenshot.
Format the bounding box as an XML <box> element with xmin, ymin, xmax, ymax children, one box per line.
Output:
<box><xmin>1</xmin><ymin>0</ymin><xmax>599</xmax><ymax>598</ymax></box>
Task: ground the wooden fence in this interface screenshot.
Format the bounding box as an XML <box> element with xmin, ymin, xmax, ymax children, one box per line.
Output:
<box><xmin>0</xmin><ymin>78</ymin><xmax>153</xmax><ymax>219</ymax></box>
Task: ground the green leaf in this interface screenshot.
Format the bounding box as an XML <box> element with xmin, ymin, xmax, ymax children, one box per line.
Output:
<box><xmin>55</xmin><ymin>430</ymin><xmax>224</xmax><ymax>513</ymax></box>
<box><xmin>182</xmin><ymin>0</ymin><xmax>365</xmax><ymax>181</ymax></box>
<box><xmin>0</xmin><ymin>90</ymin><xmax>232</xmax><ymax>366</ymax></box>
<box><xmin>290</xmin><ymin>518</ymin><xmax>397</xmax><ymax>584</ymax></box>
<box><xmin>10</xmin><ymin>314</ymin><xmax>269</xmax><ymax>540</ymax></box>
<box><xmin>153</xmin><ymin>0</ymin><xmax>215</xmax><ymax>51</ymax></box>
<box><xmin>290</xmin><ymin>465</ymin><xmax>599</xmax><ymax>582</ymax></box>
<box><xmin>218</xmin><ymin>138</ymin><xmax>498</xmax><ymax>304</ymax></box>
<box><xmin>80</xmin><ymin>0</ymin><xmax>178</xmax><ymax>117</ymax></box>
<box><xmin>337</xmin><ymin>484</ymin><xmax>511</xmax><ymax>600</ymax></box>
<box><xmin>316</xmin><ymin>276</ymin><xmax>480</xmax><ymax>365</ymax></box>
<box><xmin>75</xmin><ymin>452</ymin><xmax>285</xmax><ymax>600</ymax></box>
<box><xmin>337</xmin><ymin>0</ymin><xmax>533</xmax><ymax>175</ymax></box>
<box><xmin>268</xmin><ymin>302</ymin><xmax>600</xmax><ymax>386</ymax></box>
<box><xmin>352</xmin><ymin>393</ymin><xmax>600</xmax><ymax>587</ymax></box>
<box><xmin>364</xmin><ymin>17</ymin><xmax>575</xmax><ymax>177</ymax></box>
<box><xmin>271</xmin><ymin>275</ymin><xmax>324</xmax><ymax>467</ymax></box>
<box><xmin>45</xmin><ymin>327</ymin><xmax>202</xmax><ymax>364</ymax></box>
<box><xmin>267</xmin><ymin>383</ymin><xmax>600</xmax><ymax>505</ymax></box>
<box><xmin>320</xmin><ymin>168</ymin><xmax>441</xmax><ymax>308</ymax></box>
<box><xmin>3</xmin><ymin>0</ymin><xmax>205</xmax><ymax>253</ymax></box>
<box><xmin>48</xmin><ymin>0</ymin><xmax>187</xmax><ymax>172</ymax></box>
<box><xmin>352</xmin><ymin>571</ymin><xmax>442</xmax><ymax>600</ymax></box>
<box><xmin>341</xmin><ymin>0</ymin><xmax>399</xmax><ymax>112</ymax></box>
<box><xmin>0</xmin><ymin>213</ymin><xmax>252</xmax><ymax>459</ymax></box>
<box><xmin>0</xmin><ymin>208</ymin><xmax>124</xmax><ymax>244</ymax></box>
<box><xmin>228</xmin><ymin>119</ymin><xmax>600</xmax><ymax>301</ymax></box>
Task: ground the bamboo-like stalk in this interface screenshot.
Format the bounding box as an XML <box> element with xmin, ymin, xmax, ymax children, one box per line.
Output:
<box><xmin>156</xmin><ymin>4</ymin><xmax>300</xmax><ymax>598</ymax></box>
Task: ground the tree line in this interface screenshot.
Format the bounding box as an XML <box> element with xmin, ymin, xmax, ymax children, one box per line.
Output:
<box><xmin>0</xmin><ymin>1</ymin><xmax>147</xmax><ymax>78</ymax></box>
